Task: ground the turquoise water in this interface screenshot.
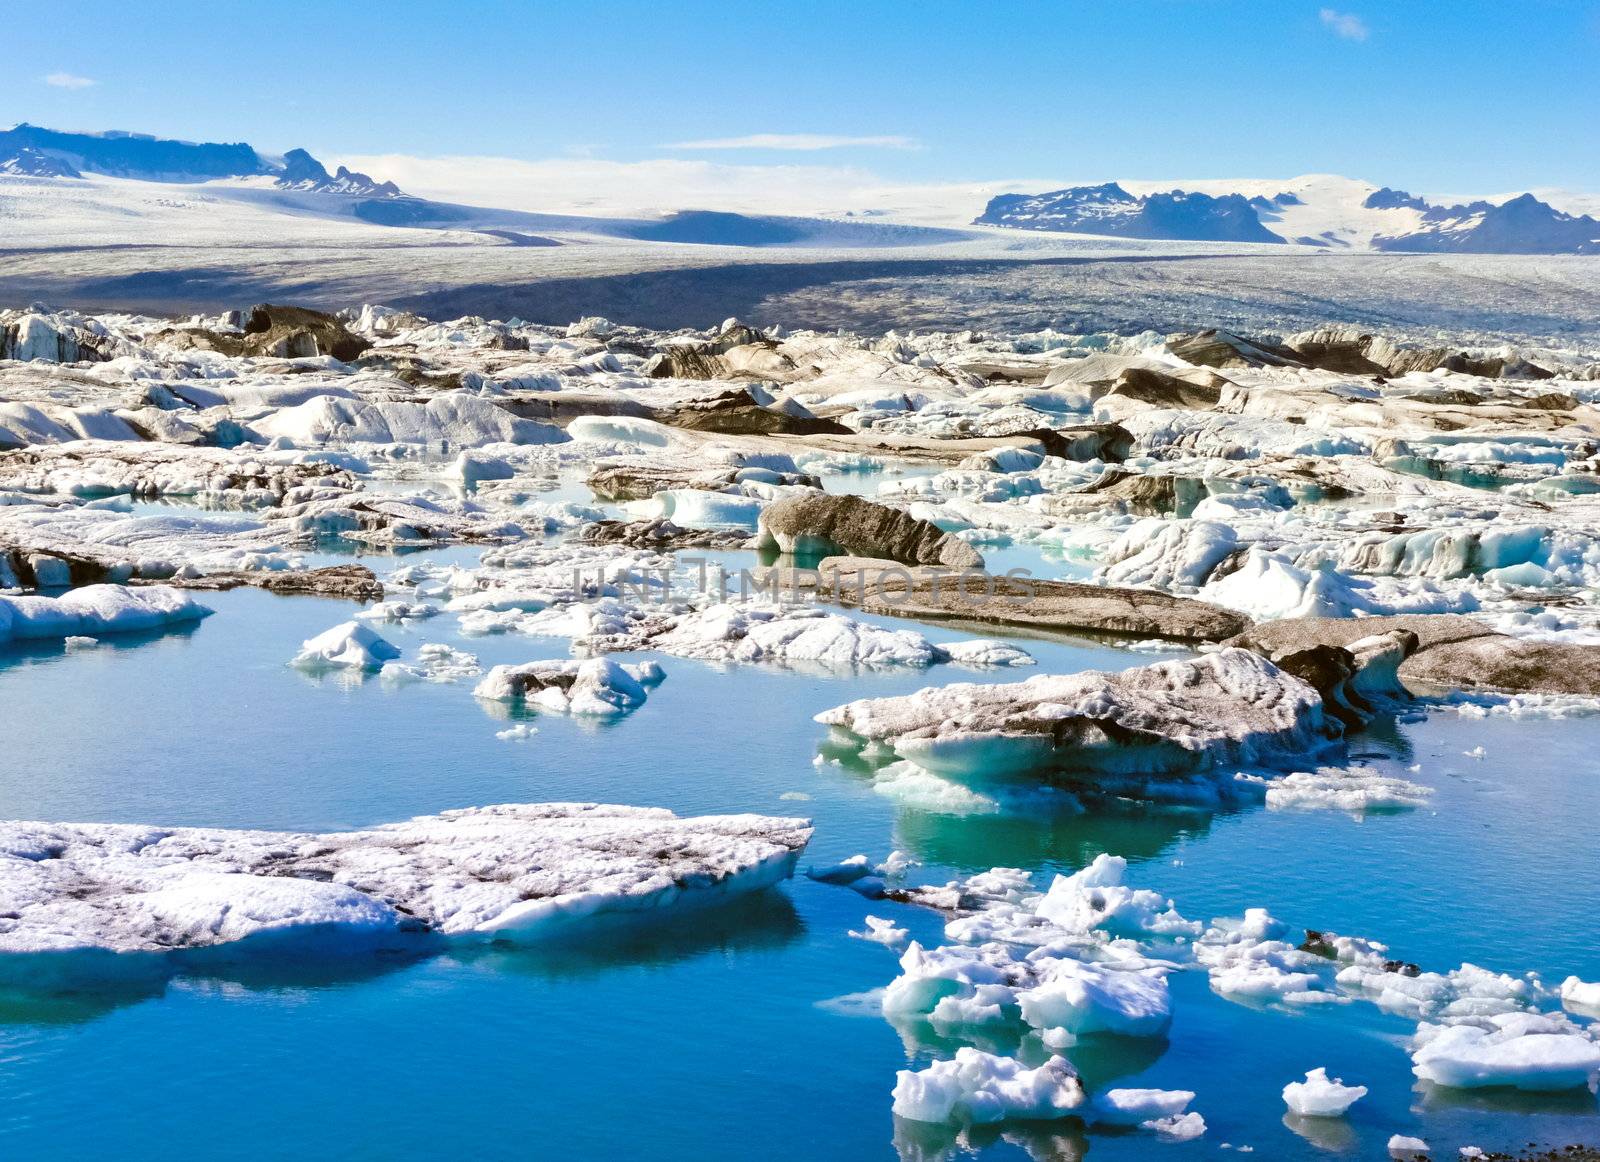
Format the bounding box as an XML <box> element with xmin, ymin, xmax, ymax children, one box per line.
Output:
<box><xmin>2</xmin><ymin>539</ymin><xmax>1599</xmax><ymax>1158</ymax></box>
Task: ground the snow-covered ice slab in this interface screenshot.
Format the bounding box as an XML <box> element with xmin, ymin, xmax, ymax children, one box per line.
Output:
<box><xmin>0</xmin><ymin>804</ymin><xmax>812</xmax><ymax>979</ymax></box>
<box><xmin>0</xmin><ymin>584</ymin><xmax>211</xmax><ymax>644</ymax></box>
<box><xmin>1410</xmin><ymin>1012</ymin><xmax>1600</xmax><ymax>1091</ymax></box>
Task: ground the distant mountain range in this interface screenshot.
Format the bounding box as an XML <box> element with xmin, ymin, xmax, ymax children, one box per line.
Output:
<box><xmin>4</xmin><ymin>123</ymin><xmax>1598</xmax><ymax>257</ymax></box>
<box><xmin>0</xmin><ymin>123</ymin><xmax>405</xmax><ymax>198</ymax></box>
<box><xmin>977</xmin><ymin>177</ymin><xmax>1600</xmax><ymax>255</ymax></box>
<box><xmin>976</xmin><ymin>183</ymin><xmax>1289</xmax><ymax>244</ymax></box>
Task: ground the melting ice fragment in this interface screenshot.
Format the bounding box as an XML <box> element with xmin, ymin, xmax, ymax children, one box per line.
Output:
<box><xmin>473</xmin><ymin>657</ymin><xmax>664</xmax><ymax>715</ymax></box>
<box><xmin>291</xmin><ymin>620</ymin><xmax>401</xmax><ymax>670</ymax></box>
<box><xmin>1281</xmin><ymin>1068</ymin><xmax>1368</xmax><ymax>1116</ymax></box>
<box><xmin>1410</xmin><ymin>1012</ymin><xmax>1600</xmax><ymax>1091</ymax></box>
<box><xmin>0</xmin><ymin>584</ymin><xmax>211</xmax><ymax>644</ymax></box>
<box><xmin>891</xmin><ymin>1050</ymin><xmax>1085</xmax><ymax>1124</ymax></box>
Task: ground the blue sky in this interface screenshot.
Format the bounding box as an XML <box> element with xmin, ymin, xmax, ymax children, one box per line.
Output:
<box><xmin>8</xmin><ymin>0</ymin><xmax>1600</xmax><ymax>194</ymax></box>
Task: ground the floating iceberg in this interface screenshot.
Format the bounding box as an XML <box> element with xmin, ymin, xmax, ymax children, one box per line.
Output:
<box><xmin>0</xmin><ymin>584</ymin><xmax>212</xmax><ymax>644</ymax></box>
<box><xmin>816</xmin><ymin>648</ymin><xmax>1336</xmax><ymax>779</ymax></box>
<box><xmin>891</xmin><ymin>1050</ymin><xmax>1085</xmax><ymax>1125</ymax></box>
<box><xmin>1281</xmin><ymin>1068</ymin><xmax>1367</xmax><ymax>1116</ymax></box>
<box><xmin>1410</xmin><ymin>1012</ymin><xmax>1600</xmax><ymax>1091</ymax></box>
<box><xmin>291</xmin><ymin>621</ymin><xmax>401</xmax><ymax>671</ymax></box>
<box><xmin>473</xmin><ymin>657</ymin><xmax>665</xmax><ymax>715</ymax></box>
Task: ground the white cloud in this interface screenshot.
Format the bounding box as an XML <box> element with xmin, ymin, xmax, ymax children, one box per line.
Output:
<box><xmin>661</xmin><ymin>134</ymin><xmax>920</xmax><ymax>152</ymax></box>
<box><xmin>43</xmin><ymin>72</ymin><xmax>97</xmax><ymax>90</ymax></box>
<box><xmin>1318</xmin><ymin>8</ymin><xmax>1369</xmax><ymax>41</ymax></box>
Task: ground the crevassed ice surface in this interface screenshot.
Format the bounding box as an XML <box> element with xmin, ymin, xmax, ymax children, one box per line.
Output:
<box><xmin>2</xmin><ymin>529</ymin><xmax>1599</xmax><ymax>1160</ymax></box>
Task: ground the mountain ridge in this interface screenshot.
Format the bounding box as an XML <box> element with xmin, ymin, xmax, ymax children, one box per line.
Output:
<box><xmin>978</xmin><ymin>175</ymin><xmax>1600</xmax><ymax>255</ymax></box>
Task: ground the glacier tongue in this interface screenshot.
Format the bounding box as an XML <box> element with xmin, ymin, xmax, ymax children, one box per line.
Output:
<box><xmin>0</xmin><ymin>804</ymin><xmax>812</xmax><ymax>967</ymax></box>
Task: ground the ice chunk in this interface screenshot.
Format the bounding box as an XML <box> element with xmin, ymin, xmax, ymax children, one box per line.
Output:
<box><xmin>254</xmin><ymin>393</ymin><xmax>563</xmax><ymax>448</ymax></box>
<box><xmin>1411</xmin><ymin>1012</ymin><xmax>1600</xmax><ymax>1091</ymax></box>
<box><xmin>1147</xmin><ymin>1111</ymin><xmax>1207</xmax><ymax>1140</ymax></box>
<box><xmin>1099</xmin><ymin>518</ymin><xmax>1238</xmax><ymax>590</ymax></box>
<box><xmin>891</xmin><ymin>1050</ymin><xmax>1085</xmax><ymax>1124</ymax></box>
<box><xmin>808</xmin><ymin>855</ymin><xmax>872</xmax><ymax>885</ymax></box>
<box><xmin>936</xmin><ymin>638</ymin><xmax>1036</xmax><ymax>668</ymax></box>
<box><xmin>1388</xmin><ymin>1135</ymin><xmax>1430</xmax><ymax>1160</ymax></box>
<box><xmin>0</xmin><ymin>584</ymin><xmax>212</xmax><ymax>644</ymax></box>
<box><xmin>1035</xmin><ymin>855</ymin><xmax>1200</xmax><ymax>940</ymax></box>
<box><xmin>849</xmin><ymin>916</ymin><xmax>910</xmax><ymax>948</ymax></box>
<box><xmin>445</xmin><ymin>452</ymin><xmax>515</xmax><ymax>486</ymax></box>
<box><xmin>1015</xmin><ymin>959</ymin><xmax>1172</xmax><ymax>1037</ymax></box>
<box><xmin>291</xmin><ymin>621</ymin><xmax>401</xmax><ymax>671</ymax></box>
<box><xmin>473</xmin><ymin>657</ymin><xmax>665</xmax><ymax>715</ymax></box>
<box><xmin>1090</xmin><ymin>1087</ymin><xmax>1196</xmax><ymax>1126</ymax></box>
<box><xmin>1560</xmin><ymin>975</ymin><xmax>1600</xmax><ymax>1017</ymax></box>
<box><xmin>1281</xmin><ymin>1068</ymin><xmax>1367</xmax><ymax>1116</ymax></box>
<box><xmin>1256</xmin><ymin>769</ymin><xmax>1433</xmax><ymax>813</ymax></box>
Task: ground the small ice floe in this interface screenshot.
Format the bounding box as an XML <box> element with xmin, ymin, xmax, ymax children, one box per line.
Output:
<box><xmin>1411</xmin><ymin>1011</ymin><xmax>1600</xmax><ymax>1091</ymax></box>
<box><xmin>808</xmin><ymin>855</ymin><xmax>871</xmax><ymax>884</ymax></box>
<box><xmin>1089</xmin><ymin>1087</ymin><xmax>1197</xmax><ymax>1128</ymax></box>
<box><xmin>0</xmin><ymin>584</ymin><xmax>211</xmax><ymax>644</ymax></box>
<box><xmin>494</xmin><ymin>724</ymin><xmax>538</xmax><ymax>741</ymax></box>
<box><xmin>650</xmin><ymin>605</ymin><xmax>1033</xmax><ymax>672</ymax></box>
<box><xmin>935</xmin><ymin>638</ymin><xmax>1036</xmax><ymax>668</ymax></box>
<box><xmin>1462</xmin><ymin>745</ymin><xmax>1487</xmax><ymax>759</ymax></box>
<box><xmin>380</xmin><ymin>644</ymin><xmax>483</xmax><ymax>684</ymax></box>
<box><xmin>876</xmin><ymin>850</ymin><xmax>915</xmax><ymax>878</ymax></box>
<box><xmin>849</xmin><ymin>916</ymin><xmax>909</xmax><ymax>948</ymax></box>
<box><xmin>473</xmin><ymin>657</ymin><xmax>664</xmax><ymax>715</ymax></box>
<box><xmin>1281</xmin><ymin>1068</ymin><xmax>1367</xmax><ymax>1116</ymax></box>
<box><xmin>356</xmin><ymin>600</ymin><xmax>439</xmax><ymax>622</ymax></box>
<box><xmin>778</xmin><ymin>791</ymin><xmax>812</xmax><ymax>801</ymax></box>
<box><xmin>1243</xmin><ymin>768</ymin><xmax>1433</xmax><ymax>813</ymax></box>
<box><xmin>1449</xmin><ymin>691</ymin><xmax>1600</xmax><ymax>720</ymax></box>
<box><xmin>292</xmin><ymin>620</ymin><xmax>401</xmax><ymax>671</ymax></box>
<box><xmin>807</xmin><ymin>855</ymin><xmax>884</xmax><ymax>897</ymax></box>
<box><xmin>891</xmin><ymin>1050</ymin><xmax>1085</xmax><ymax>1124</ymax></box>
<box><xmin>444</xmin><ymin>451</ymin><xmax>515</xmax><ymax>487</ymax></box>
<box><xmin>1560</xmin><ymin>975</ymin><xmax>1600</xmax><ymax>1017</ymax></box>
<box><xmin>1147</xmin><ymin>1112</ymin><xmax>1207</xmax><ymax>1140</ymax></box>
<box><xmin>1387</xmin><ymin>1135</ymin><xmax>1430</xmax><ymax>1160</ymax></box>
<box><xmin>0</xmin><ymin>804</ymin><xmax>812</xmax><ymax>969</ymax></box>
<box><xmin>62</xmin><ymin>635</ymin><xmax>101</xmax><ymax>651</ymax></box>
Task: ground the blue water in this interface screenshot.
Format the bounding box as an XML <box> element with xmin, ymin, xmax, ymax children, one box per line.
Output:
<box><xmin>2</xmin><ymin>535</ymin><xmax>1598</xmax><ymax>1158</ymax></box>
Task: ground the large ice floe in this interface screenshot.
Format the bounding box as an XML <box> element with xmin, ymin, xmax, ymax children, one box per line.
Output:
<box><xmin>816</xmin><ymin>648</ymin><xmax>1362</xmax><ymax>779</ymax></box>
<box><xmin>0</xmin><ymin>804</ymin><xmax>812</xmax><ymax>980</ymax></box>
<box><xmin>0</xmin><ymin>583</ymin><xmax>211</xmax><ymax>643</ymax></box>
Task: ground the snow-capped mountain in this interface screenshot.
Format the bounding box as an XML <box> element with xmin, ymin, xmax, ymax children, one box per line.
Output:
<box><xmin>1371</xmin><ymin>191</ymin><xmax>1600</xmax><ymax>255</ymax></box>
<box><xmin>978</xmin><ymin>174</ymin><xmax>1600</xmax><ymax>254</ymax></box>
<box><xmin>0</xmin><ymin>123</ymin><xmax>404</xmax><ymax>198</ymax></box>
<box><xmin>276</xmin><ymin>148</ymin><xmax>402</xmax><ymax>197</ymax></box>
<box><xmin>0</xmin><ymin>147</ymin><xmax>81</xmax><ymax>178</ymax></box>
<box><xmin>974</xmin><ymin>182</ymin><xmax>1285</xmax><ymax>243</ymax></box>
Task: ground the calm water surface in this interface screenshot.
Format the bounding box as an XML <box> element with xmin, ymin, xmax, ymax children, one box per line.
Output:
<box><xmin>0</xmin><ymin>529</ymin><xmax>1596</xmax><ymax>1159</ymax></box>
